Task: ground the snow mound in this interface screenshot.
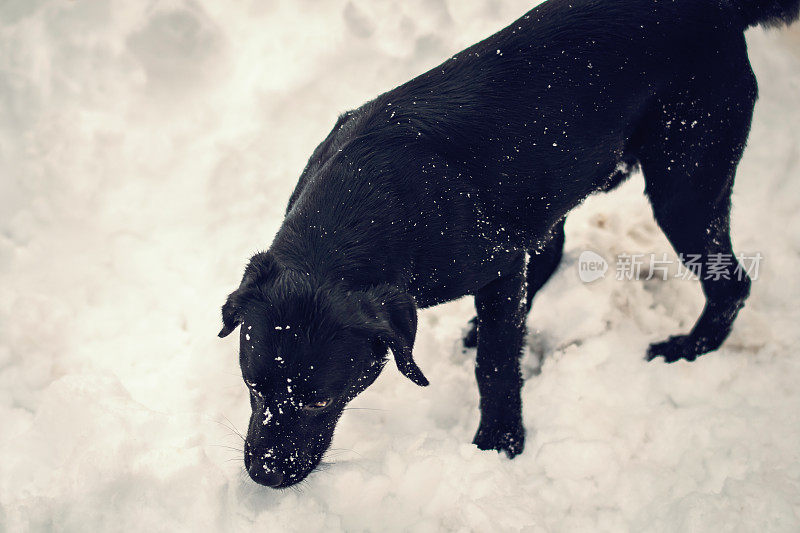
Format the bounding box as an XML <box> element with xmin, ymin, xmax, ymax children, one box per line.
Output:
<box><xmin>1</xmin><ymin>1</ymin><xmax>799</xmax><ymax>531</ymax></box>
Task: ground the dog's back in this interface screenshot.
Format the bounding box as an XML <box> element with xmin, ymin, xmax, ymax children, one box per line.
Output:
<box><xmin>290</xmin><ymin>0</ymin><xmax>797</xmax><ymax>239</ymax></box>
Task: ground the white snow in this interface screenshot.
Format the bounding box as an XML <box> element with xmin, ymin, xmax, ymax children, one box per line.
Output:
<box><xmin>1</xmin><ymin>1</ymin><xmax>800</xmax><ymax>531</ymax></box>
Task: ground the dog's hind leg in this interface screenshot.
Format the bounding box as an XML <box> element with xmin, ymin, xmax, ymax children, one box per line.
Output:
<box><xmin>636</xmin><ymin>47</ymin><xmax>758</xmax><ymax>363</ymax></box>
<box><xmin>471</xmin><ymin>252</ymin><xmax>532</xmax><ymax>458</ymax></box>
<box><xmin>463</xmin><ymin>220</ymin><xmax>565</xmax><ymax>348</ymax></box>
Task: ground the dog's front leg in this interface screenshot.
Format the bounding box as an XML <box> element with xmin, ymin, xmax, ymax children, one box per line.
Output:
<box><xmin>472</xmin><ymin>253</ymin><xmax>528</xmax><ymax>458</ymax></box>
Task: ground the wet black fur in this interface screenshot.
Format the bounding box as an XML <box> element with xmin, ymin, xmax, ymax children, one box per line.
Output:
<box><xmin>219</xmin><ymin>0</ymin><xmax>800</xmax><ymax>488</ymax></box>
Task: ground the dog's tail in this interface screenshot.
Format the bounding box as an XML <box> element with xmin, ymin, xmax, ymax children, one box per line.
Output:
<box><xmin>726</xmin><ymin>0</ymin><xmax>800</xmax><ymax>28</ymax></box>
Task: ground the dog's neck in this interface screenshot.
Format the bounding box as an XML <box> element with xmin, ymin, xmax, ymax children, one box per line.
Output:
<box><xmin>268</xmin><ymin>153</ymin><xmax>415</xmax><ymax>291</ymax></box>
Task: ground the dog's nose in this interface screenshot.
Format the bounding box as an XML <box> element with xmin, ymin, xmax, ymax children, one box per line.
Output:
<box><xmin>248</xmin><ymin>464</ymin><xmax>284</xmax><ymax>488</ymax></box>
<box><xmin>262</xmin><ymin>471</ymin><xmax>283</xmax><ymax>487</ymax></box>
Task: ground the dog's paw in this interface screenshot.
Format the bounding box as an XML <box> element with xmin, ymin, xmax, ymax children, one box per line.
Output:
<box><xmin>646</xmin><ymin>334</ymin><xmax>707</xmax><ymax>363</ymax></box>
<box><xmin>473</xmin><ymin>422</ymin><xmax>525</xmax><ymax>459</ymax></box>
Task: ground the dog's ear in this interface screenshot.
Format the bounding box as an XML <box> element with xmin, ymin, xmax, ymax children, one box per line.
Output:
<box><xmin>218</xmin><ymin>292</ymin><xmax>245</xmax><ymax>338</ymax></box>
<box><xmin>218</xmin><ymin>252</ymin><xmax>277</xmax><ymax>338</ymax></box>
<box><xmin>356</xmin><ymin>285</ymin><xmax>427</xmax><ymax>386</ymax></box>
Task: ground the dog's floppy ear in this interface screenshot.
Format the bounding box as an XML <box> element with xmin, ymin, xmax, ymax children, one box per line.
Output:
<box><xmin>218</xmin><ymin>252</ymin><xmax>276</xmax><ymax>338</ymax></box>
<box><xmin>357</xmin><ymin>284</ymin><xmax>427</xmax><ymax>386</ymax></box>
<box><xmin>218</xmin><ymin>292</ymin><xmax>245</xmax><ymax>338</ymax></box>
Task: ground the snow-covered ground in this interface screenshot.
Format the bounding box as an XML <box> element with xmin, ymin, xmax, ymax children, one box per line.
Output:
<box><xmin>1</xmin><ymin>1</ymin><xmax>799</xmax><ymax>531</ymax></box>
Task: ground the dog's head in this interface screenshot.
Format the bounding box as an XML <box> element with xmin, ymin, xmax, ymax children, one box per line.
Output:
<box><xmin>218</xmin><ymin>252</ymin><xmax>427</xmax><ymax>488</ymax></box>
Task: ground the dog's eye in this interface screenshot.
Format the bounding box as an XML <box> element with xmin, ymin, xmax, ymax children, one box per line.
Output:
<box><xmin>303</xmin><ymin>398</ymin><xmax>332</xmax><ymax>411</ymax></box>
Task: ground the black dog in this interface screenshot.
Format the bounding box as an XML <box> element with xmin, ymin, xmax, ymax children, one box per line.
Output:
<box><xmin>219</xmin><ymin>0</ymin><xmax>800</xmax><ymax>488</ymax></box>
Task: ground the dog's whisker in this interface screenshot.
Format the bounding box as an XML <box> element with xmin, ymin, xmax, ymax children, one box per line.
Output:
<box><xmin>321</xmin><ymin>451</ymin><xmax>352</xmax><ymax>461</ymax></box>
<box><xmin>220</xmin><ymin>429</ymin><xmax>245</xmax><ymax>443</ymax></box>
<box><xmin>210</xmin><ymin>417</ymin><xmax>246</xmax><ymax>443</ymax></box>
<box><xmin>221</xmin><ymin>414</ymin><xmax>246</xmax><ymax>442</ymax></box>
<box><xmin>321</xmin><ymin>453</ymin><xmax>345</xmax><ymax>460</ymax></box>
<box><xmin>209</xmin><ymin>444</ymin><xmax>244</xmax><ymax>452</ymax></box>
<box><xmin>327</xmin><ymin>447</ymin><xmax>362</xmax><ymax>457</ymax></box>
<box><xmin>289</xmin><ymin>481</ymin><xmax>305</xmax><ymax>494</ymax></box>
<box><xmin>317</xmin><ymin>461</ymin><xmax>336</xmax><ymax>471</ymax></box>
